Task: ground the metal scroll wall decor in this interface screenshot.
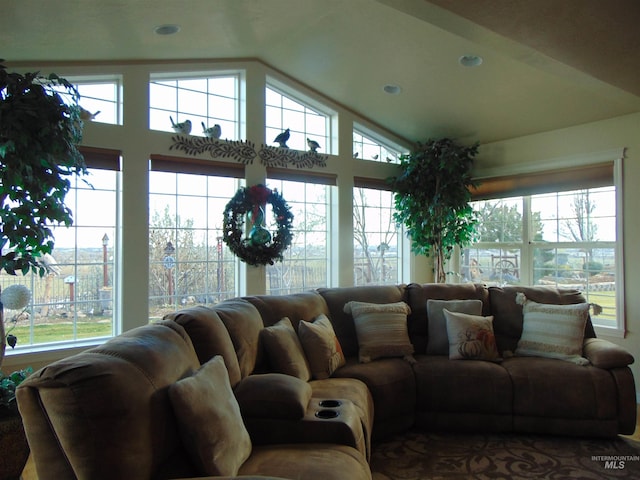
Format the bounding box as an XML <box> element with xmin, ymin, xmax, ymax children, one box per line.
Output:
<box><xmin>170</xmin><ymin>136</ymin><xmax>328</xmax><ymax>169</ymax></box>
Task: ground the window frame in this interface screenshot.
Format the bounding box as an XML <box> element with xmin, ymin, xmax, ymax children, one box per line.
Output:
<box><xmin>148</xmin><ymin>155</ymin><xmax>245</xmax><ymax>317</ymax></box>
<box><xmin>1</xmin><ymin>146</ymin><xmax>121</xmax><ymax>353</ymax></box>
<box><xmin>353</xmin><ymin>124</ymin><xmax>404</xmax><ymax>164</ymax></box>
<box><xmin>265</xmin><ymin>168</ymin><xmax>336</xmax><ymax>295</ymax></box>
<box><xmin>149</xmin><ymin>71</ymin><xmax>242</xmax><ymax>139</ymax></box>
<box><xmin>265</xmin><ymin>77</ymin><xmax>335</xmax><ymax>154</ymax></box>
<box><xmin>468</xmin><ymin>150</ymin><xmax>626</xmax><ymax>337</ymax></box>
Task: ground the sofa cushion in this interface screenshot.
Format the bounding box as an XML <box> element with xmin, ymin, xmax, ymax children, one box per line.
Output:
<box><xmin>405</xmin><ymin>283</ymin><xmax>490</xmax><ymax>354</ymax></box>
<box><xmin>343</xmin><ymin>301</ymin><xmax>414</xmax><ymax>363</ymax></box>
<box><xmin>260</xmin><ymin>317</ymin><xmax>311</xmax><ymax>380</ymax></box>
<box><xmin>165</xmin><ymin>305</ymin><xmax>242</xmax><ymax>387</ymax></box>
<box><xmin>413</xmin><ymin>354</ymin><xmax>513</xmax><ymax>416</ymax></box>
<box><xmin>488</xmin><ymin>286</ymin><xmax>596</xmax><ymax>354</ymax></box>
<box><xmin>427</xmin><ymin>299</ymin><xmax>483</xmax><ymax>355</ymax></box>
<box><xmin>244</xmin><ymin>291</ymin><xmax>330</xmax><ymax>328</ymax></box>
<box><xmin>298</xmin><ymin>314</ymin><xmax>346</xmax><ymax>379</ymax></box>
<box><xmin>515</xmin><ymin>293</ymin><xmax>589</xmax><ymax>365</ymax></box>
<box><xmin>234</xmin><ymin>373</ymin><xmax>312</xmax><ymax>420</ymax></box>
<box><xmin>168</xmin><ymin>356</ymin><xmax>252</xmax><ymax>476</ymax></box>
<box><xmin>214</xmin><ymin>299</ymin><xmax>265</xmax><ymax>378</ymax></box>
<box><xmin>240</xmin><ymin>444</ymin><xmax>371</xmax><ymax>480</ymax></box>
<box><xmin>444</xmin><ymin>310</ymin><xmax>500</xmax><ymax>361</ymax></box>
<box><xmin>333</xmin><ymin>357</ymin><xmax>416</xmax><ymax>439</ymax></box>
<box><xmin>502</xmin><ymin>356</ymin><xmax>617</xmax><ymax>420</ymax></box>
<box><xmin>317</xmin><ymin>285</ymin><xmax>405</xmax><ymax>358</ymax></box>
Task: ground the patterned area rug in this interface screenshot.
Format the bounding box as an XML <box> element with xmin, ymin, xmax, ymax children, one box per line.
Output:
<box><xmin>370</xmin><ymin>430</ymin><xmax>640</xmax><ymax>479</ymax></box>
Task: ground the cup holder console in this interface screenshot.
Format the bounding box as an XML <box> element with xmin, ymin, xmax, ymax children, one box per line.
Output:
<box><xmin>315</xmin><ymin>409</ymin><xmax>340</xmax><ymax>419</ymax></box>
<box><xmin>319</xmin><ymin>399</ymin><xmax>342</xmax><ymax>408</ymax></box>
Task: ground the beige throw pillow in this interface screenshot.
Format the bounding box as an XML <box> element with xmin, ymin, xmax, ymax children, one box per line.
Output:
<box><xmin>444</xmin><ymin>309</ymin><xmax>500</xmax><ymax>361</ymax></box>
<box><xmin>298</xmin><ymin>314</ymin><xmax>346</xmax><ymax>379</ymax></box>
<box><xmin>168</xmin><ymin>356</ymin><xmax>252</xmax><ymax>476</ymax></box>
<box><xmin>515</xmin><ymin>293</ymin><xmax>590</xmax><ymax>365</ymax></box>
<box><xmin>260</xmin><ymin>317</ymin><xmax>312</xmax><ymax>381</ymax></box>
<box><xmin>343</xmin><ymin>301</ymin><xmax>414</xmax><ymax>363</ymax></box>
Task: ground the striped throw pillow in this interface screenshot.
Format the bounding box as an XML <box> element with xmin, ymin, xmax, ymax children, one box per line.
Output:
<box><xmin>515</xmin><ymin>293</ymin><xmax>590</xmax><ymax>365</ymax></box>
<box><xmin>344</xmin><ymin>301</ymin><xmax>414</xmax><ymax>363</ymax></box>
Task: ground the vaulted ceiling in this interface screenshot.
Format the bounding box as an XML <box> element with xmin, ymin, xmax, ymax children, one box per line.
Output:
<box><xmin>3</xmin><ymin>0</ymin><xmax>639</xmax><ymax>144</ymax></box>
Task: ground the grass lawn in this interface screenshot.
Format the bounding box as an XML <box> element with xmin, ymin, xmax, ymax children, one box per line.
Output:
<box><xmin>11</xmin><ymin>322</ymin><xmax>113</xmax><ymax>345</ymax></box>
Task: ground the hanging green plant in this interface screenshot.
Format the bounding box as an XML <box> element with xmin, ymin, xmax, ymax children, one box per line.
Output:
<box><xmin>0</xmin><ymin>60</ymin><xmax>87</xmax><ymax>276</ymax></box>
<box><xmin>388</xmin><ymin>137</ymin><xmax>480</xmax><ymax>283</ymax></box>
<box><xmin>222</xmin><ymin>184</ymin><xmax>294</xmax><ymax>266</ymax></box>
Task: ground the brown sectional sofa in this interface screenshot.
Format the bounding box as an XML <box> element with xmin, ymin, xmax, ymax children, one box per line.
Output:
<box><xmin>17</xmin><ymin>283</ymin><xmax>636</xmax><ymax>480</ymax></box>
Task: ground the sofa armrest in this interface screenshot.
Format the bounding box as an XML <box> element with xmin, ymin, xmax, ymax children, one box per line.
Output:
<box><xmin>234</xmin><ymin>373</ymin><xmax>312</xmax><ymax>420</ymax></box>
<box><xmin>583</xmin><ymin>338</ymin><xmax>634</xmax><ymax>369</ymax></box>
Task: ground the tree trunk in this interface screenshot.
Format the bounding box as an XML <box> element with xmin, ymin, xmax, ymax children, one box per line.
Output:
<box><xmin>434</xmin><ymin>249</ymin><xmax>446</xmax><ymax>283</ymax></box>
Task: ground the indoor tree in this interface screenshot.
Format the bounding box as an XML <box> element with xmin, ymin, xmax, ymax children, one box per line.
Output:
<box><xmin>388</xmin><ymin>137</ymin><xmax>479</xmax><ymax>283</ymax></box>
<box><xmin>0</xmin><ymin>59</ymin><xmax>87</xmax><ymax>365</ymax></box>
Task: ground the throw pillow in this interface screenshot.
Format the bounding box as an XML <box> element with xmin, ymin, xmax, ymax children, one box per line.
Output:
<box><xmin>234</xmin><ymin>373</ymin><xmax>312</xmax><ymax>419</ymax></box>
<box><xmin>343</xmin><ymin>301</ymin><xmax>414</xmax><ymax>363</ymax></box>
<box><xmin>260</xmin><ymin>317</ymin><xmax>312</xmax><ymax>381</ymax></box>
<box><xmin>427</xmin><ymin>299</ymin><xmax>484</xmax><ymax>355</ymax></box>
<box><xmin>168</xmin><ymin>356</ymin><xmax>252</xmax><ymax>476</ymax></box>
<box><xmin>514</xmin><ymin>293</ymin><xmax>590</xmax><ymax>365</ymax></box>
<box><xmin>444</xmin><ymin>309</ymin><xmax>500</xmax><ymax>361</ymax></box>
<box><xmin>298</xmin><ymin>314</ymin><xmax>346</xmax><ymax>379</ymax></box>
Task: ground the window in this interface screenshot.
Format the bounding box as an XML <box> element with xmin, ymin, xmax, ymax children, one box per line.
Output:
<box><xmin>0</xmin><ymin>147</ymin><xmax>120</xmax><ymax>348</ymax></box>
<box><xmin>353</xmin><ymin>180</ymin><xmax>402</xmax><ymax>285</ymax></box>
<box><xmin>148</xmin><ymin>156</ymin><xmax>243</xmax><ymax>320</ymax></box>
<box><xmin>462</xmin><ymin>159</ymin><xmax>623</xmax><ymax>332</ymax></box>
<box><xmin>149</xmin><ymin>74</ymin><xmax>240</xmax><ymax>139</ymax></box>
<box><xmin>53</xmin><ymin>76</ymin><xmax>122</xmax><ymax>125</ymax></box>
<box><xmin>265</xmin><ymin>85</ymin><xmax>329</xmax><ymax>153</ymax></box>
<box><xmin>265</xmin><ymin>172</ymin><xmax>334</xmax><ymax>294</ymax></box>
<box><xmin>353</xmin><ymin>127</ymin><xmax>402</xmax><ymax>163</ymax></box>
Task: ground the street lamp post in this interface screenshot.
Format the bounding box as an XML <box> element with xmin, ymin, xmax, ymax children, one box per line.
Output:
<box><xmin>102</xmin><ymin>233</ymin><xmax>109</xmax><ymax>288</ymax></box>
<box><xmin>164</xmin><ymin>241</ymin><xmax>176</xmax><ymax>299</ymax></box>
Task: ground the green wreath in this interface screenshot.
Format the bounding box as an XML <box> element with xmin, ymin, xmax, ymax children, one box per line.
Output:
<box><xmin>222</xmin><ymin>184</ymin><xmax>294</xmax><ymax>266</ymax></box>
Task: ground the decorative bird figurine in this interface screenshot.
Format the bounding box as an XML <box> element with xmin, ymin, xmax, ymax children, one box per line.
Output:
<box><xmin>202</xmin><ymin>122</ymin><xmax>222</xmax><ymax>139</ymax></box>
<box><xmin>79</xmin><ymin>107</ymin><xmax>101</xmax><ymax>121</ymax></box>
<box><xmin>307</xmin><ymin>138</ymin><xmax>321</xmax><ymax>152</ymax></box>
<box><xmin>273</xmin><ymin>128</ymin><xmax>290</xmax><ymax>148</ymax></box>
<box><xmin>170</xmin><ymin>116</ymin><xmax>192</xmax><ymax>134</ymax></box>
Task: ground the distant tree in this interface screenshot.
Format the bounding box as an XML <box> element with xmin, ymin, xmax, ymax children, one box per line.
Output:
<box><xmin>469</xmin><ymin>199</ymin><xmax>551</xmax><ymax>281</ymax></box>
<box><xmin>149</xmin><ymin>206</ymin><xmax>200</xmax><ymax>303</ymax></box>
<box><xmin>353</xmin><ymin>188</ymin><xmax>397</xmax><ymax>284</ymax></box>
<box><xmin>561</xmin><ymin>190</ymin><xmax>597</xmax><ymax>263</ymax></box>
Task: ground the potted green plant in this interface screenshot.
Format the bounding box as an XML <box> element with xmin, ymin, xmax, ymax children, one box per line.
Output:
<box><xmin>1</xmin><ymin>60</ymin><xmax>87</xmax><ymax>478</ymax></box>
<box><xmin>388</xmin><ymin>137</ymin><xmax>479</xmax><ymax>283</ymax></box>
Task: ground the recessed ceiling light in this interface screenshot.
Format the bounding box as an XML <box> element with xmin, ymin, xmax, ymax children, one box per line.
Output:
<box><xmin>383</xmin><ymin>84</ymin><xmax>402</xmax><ymax>95</ymax></box>
<box><xmin>154</xmin><ymin>24</ymin><xmax>181</xmax><ymax>36</ymax></box>
<box><xmin>459</xmin><ymin>55</ymin><xmax>483</xmax><ymax>67</ymax></box>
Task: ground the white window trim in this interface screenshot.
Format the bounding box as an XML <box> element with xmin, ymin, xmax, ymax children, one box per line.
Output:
<box><xmin>474</xmin><ymin>148</ymin><xmax>626</xmax><ymax>337</ymax></box>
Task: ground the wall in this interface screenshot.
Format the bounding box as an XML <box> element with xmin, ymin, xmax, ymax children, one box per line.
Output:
<box><xmin>478</xmin><ymin>111</ymin><xmax>640</xmax><ymax>386</ymax></box>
